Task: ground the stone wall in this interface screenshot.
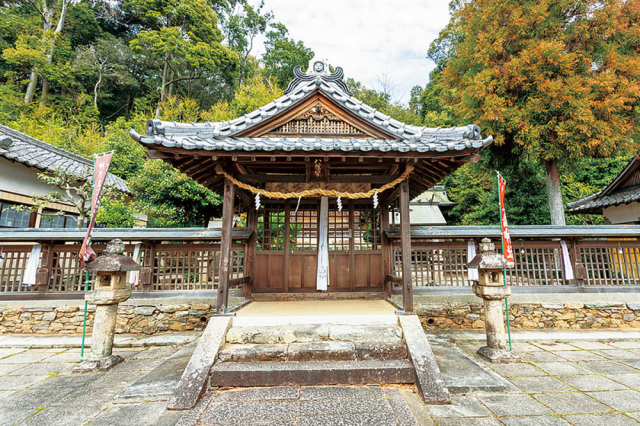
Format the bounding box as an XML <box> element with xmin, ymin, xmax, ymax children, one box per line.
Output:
<box><xmin>3</xmin><ymin>296</ymin><xmax>640</xmax><ymax>335</ymax></box>
<box><xmin>416</xmin><ymin>302</ymin><xmax>640</xmax><ymax>330</ymax></box>
<box><xmin>0</xmin><ymin>303</ymin><xmax>214</xmax><ymax>335</ymax></box>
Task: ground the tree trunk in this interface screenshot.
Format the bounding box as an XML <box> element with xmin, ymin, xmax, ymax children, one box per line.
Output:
<box><xmin>24</xmin><ymin>71</ymin><xmax>38</xmax><ymax>104</ymax></box>
<box><xmin>544</xmin><ymin>159</ymin><xmax>566</xmax><ymax>225</ymax></box>
<box><xmin>155</xmin><ymin>58</ymin><xmax>169</xmax><ymax>118</ymax></box>
<box><xmin>40</xmin><ymin>77</ymin><xmax>49</xmax><ymax>102</ymax></box>
<box><xmin>93</xmin><ymin>71</ymin><xmax>102</xmax><ymax>108</ymax></box>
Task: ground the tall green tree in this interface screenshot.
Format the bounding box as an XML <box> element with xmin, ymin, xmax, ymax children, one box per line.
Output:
<box><xmin>430</xmin><ymin>0</ymin><xmax>640</xmax><ymax>225</ymax></box>
<box><xmin>2</xmin><ymin>0</ymin><xmax>72</xmax><ymax>103</ymax></box>
<box><xmin>262</xmin><ymin>22</ymin><xmax>313</xmax><ymax>90</ymax></box>
<box><xmin>125</xmin><ymin>0</ymin><xmax>239</xmax><ymax>115</ymax></box>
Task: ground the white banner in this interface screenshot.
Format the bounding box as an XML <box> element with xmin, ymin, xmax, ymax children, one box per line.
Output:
<box><xmin>560</xmin><ymin>241</ymin><xmax>574</xmax><ymax>281</ymax></box>
<box><xmin>128</xmin><ymin>243</ymin><xmax>142</xmax><ymax>286</ymax></box>
<box><xmin>467</xmin><ymin>241</ymin><xmax>479</xmax><ymax>281</ymax></box>
<box><xmin>22</xmin><ymin>244</ymin><xmax>42</xmax><ymax>286</ymax></box>
<box><xmin>316</xmin><ymin>196</ymin><xmax>329</xmax><ymax>291</ymax></box>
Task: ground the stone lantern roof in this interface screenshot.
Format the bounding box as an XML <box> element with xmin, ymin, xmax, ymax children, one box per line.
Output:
<box><xmin>467</xmin><ymin>238</ymin><xmax>512</xmax><ymax>270</ymax></box>
<box><xmin>86</xmin><ymin>239</ymin><xmax>141</xmax><ymax>272</ymax></box>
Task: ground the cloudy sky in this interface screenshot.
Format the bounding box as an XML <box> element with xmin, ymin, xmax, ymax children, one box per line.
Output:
<box><xmin>253</xmin><ymin>0</ymin><xmax>451</xmax><ymax>105</ymax></box>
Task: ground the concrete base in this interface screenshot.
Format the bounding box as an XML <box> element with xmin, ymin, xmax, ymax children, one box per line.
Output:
<box><xmin>477</xmin><ymin>346</ymin><xmax>521</xmax><ymax>364</ymax></box>
<box><xmin>72</xmin><ymin>354</ymin><xmax>124</xmax><ymax>373</ymax></box>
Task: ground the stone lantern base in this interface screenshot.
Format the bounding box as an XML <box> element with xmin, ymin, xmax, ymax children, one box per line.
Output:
<box><xmin>73</xmin><ymin>355</ymin><xmax>124</xmax><ymax>372</ymax></box>
<box><xmin>472</xmin><ymin>284</ymin><xmax>521</xmax><ymax>364</ymax></box>
<box><xmin>477</xmin><ymin>346</ymin><xmax>521</xmax><ymax>364</ymax></box>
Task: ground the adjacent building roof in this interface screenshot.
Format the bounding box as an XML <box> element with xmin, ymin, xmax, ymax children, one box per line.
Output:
<box><xmin>130</xmin><ymin>58</ymin><xmax>492</xmax><ymax>155</ymax></box>
<box><xmin>0</xmin><ymin>124</ymin><xmax>128</xmax><ymax>193</ymax></box>
<box><xmin>567</xmin><ymin>156</ymin><xmax>640</xmax><ymax>214</ymax></box>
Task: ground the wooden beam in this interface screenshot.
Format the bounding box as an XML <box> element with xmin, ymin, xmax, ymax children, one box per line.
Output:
<box><xmin>459</xmin><ymin>154</ymin><xmax>481</xmax><ymax>163</ymax></box>
<box><xmin>147</xmin><ymin>145</ymin><xmax>483</xmax><ymax>160</ymax></box>
<box><xmin>235</xmin><ymin>163</ymin><xmax>250</xmax><ymax>175</ymax></box>
<box><xmin>216</xmin><ymin>177</ymin><xmax>235</xmax><ymax>314</ymax></box>
<box><xmin>399</xmin><ymin>179</ymin><xmax>413</xmax><ymax>313</ymax></box>
<box><xmin>146</xmin><ymin>149</ymin><xmax>175</xmax><ymax>159</ymax></box>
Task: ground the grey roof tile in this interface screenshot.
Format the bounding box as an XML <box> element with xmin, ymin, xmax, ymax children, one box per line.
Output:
<box><xmin>568</xmin><ymin>156</ymin><xmax>640</xmax><ymax>213</ymax></box>
<box><xmin>0</xmin><ymin>124</ymin><xmax>128</xmax><ymax>193</ymax></box>
<box><xmin>130</xmin><ymin>62</ymin><xmax>493</xmax><ymax>155</ymax></box>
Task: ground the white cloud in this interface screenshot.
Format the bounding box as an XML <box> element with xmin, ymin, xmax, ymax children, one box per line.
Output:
<box><xmin>253</xmin><ymin>0</ymin><xmax>451</xmax><ymax>105</ymax></box>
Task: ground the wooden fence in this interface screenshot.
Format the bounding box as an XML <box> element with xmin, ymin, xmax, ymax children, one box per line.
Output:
<box><xmin>1</xmin><ymin>226</ymin><xmax>639</xmax><ymax>295</ymax></box>
<box><xmin>392</xmin><ymin>239</ymin><xmax>640</xmax><ymax>287</ymax></box>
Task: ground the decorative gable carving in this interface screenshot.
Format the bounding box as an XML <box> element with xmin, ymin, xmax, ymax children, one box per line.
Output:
<box><xmin>237</xmin><ymin>93</ymin><xmax>397</xmax><ymax>140</ymax></box>
<box><xmin>268</xmin><ymin>102</ymin><xmax>367</xmax><ymax>137</ymax></box>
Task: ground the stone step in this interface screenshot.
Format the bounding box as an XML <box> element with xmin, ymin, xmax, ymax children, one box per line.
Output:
<box><xmin>217</xmin><ymin>341</ymin><xmax>408</xmax><ymax>363</ymax></box>
<box><xmin>225</xmin><ymin>324</ymin><xmax>404</xmax><ymax>345</ymax></box>
<box><xmin>210</xmin><ymin>360</ymin><xmax>415</xmax><ymax>387</ymax></box>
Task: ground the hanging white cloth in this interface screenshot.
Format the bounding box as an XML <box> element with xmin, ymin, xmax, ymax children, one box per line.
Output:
<box><xmin>128</xmin><ymin>243</ymin><xmax>142</xmax><ymax>286</ymax></box>
<box><xmin>316</xmin><ymin>196</ymin><xmax>329</xmax><ymax>291</ymax></box>
<box><xmin>22</xmin><ymin>244</ymin><xmax>42</xmax><ymax>286</ymax></box>
<box><xmin>559</xmin><ymin>241</ymin><xmax>574</xmax><ymax>281</ymax></box>
<box><xmin>467</xmin><ymin>241</ymin><xmax>479</xmax><ymax>281</ymax></box>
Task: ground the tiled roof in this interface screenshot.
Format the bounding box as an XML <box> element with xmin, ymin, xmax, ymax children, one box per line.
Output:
<box><xmin>0</xmin><ymin>124</ymin><xmax>128</xmax><ymax>193</ymax></box>
<box><xmin>130</xmin><ymin>58</ymin><xmax>492</xmax><ymax>154</ymax></box>
<box><xmin>567</xmin><ymin>156</ymin><xmax>639</xmax><ymax>213</ymax></box>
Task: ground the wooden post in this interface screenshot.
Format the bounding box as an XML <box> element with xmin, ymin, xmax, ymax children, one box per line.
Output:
<box><xmin>283</xmin><ymin>201</ymin><xmax>291</xmax><ymax>293</ymax></box>
<box><xmin>570</xmin><ymin>238</ymin><xmax>586</xmax><ymax>286</ymax></box>
<box><xmin>380</xmin><ymin>200</ymin><xmax>391</xmax><ymax>297</ymax></box>
<box><xmin>400</xmin><ymin>179</ymin><xmax>413</xmax><ymax>313</ymax></box>
<box><xmin>36</xmin><ymin>243</ymin><xmax>53</xmax><ymax>294</ymax></box>
<box><xmin>217</xmin><ymin>177</ymin><xmax>235</xmax><ymax>314</ymax></box>
<box><xmin>140</xmin><ymin>242</ymin><xmax>154</xmax><ymax>293</ymax></box>
<box><xmin>244</xmin><ymin>205</ymin><xmax>258</xmax><ymax>299</ymax></box>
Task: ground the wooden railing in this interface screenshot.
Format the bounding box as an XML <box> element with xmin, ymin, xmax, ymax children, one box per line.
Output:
<box><xmin>388</xmin><ymin>226</ymin><xmax>640</xmax><ymax>288</ymax></box>
<box><xmin>0</xmin><ymin>228</ymin><xmax>250</xmax><ymax>295</ymax></box>
<box><xmin>1</xmin><ymin>226</ymin><xmax>640</xmax><ymax>295</ymax></box>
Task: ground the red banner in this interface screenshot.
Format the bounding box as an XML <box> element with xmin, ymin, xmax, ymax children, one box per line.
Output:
<box><xmin>498</xmin><ymin>174</ymin><xmax>515</xmax><ymax>263</ymax></box>
<box><xmin>79</xmin><ymin>152</ymin><xmax>113</xmax><ymax>264</ymax></box>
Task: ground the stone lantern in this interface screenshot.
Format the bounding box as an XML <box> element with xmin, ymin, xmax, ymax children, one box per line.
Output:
<box><xmin>467</xmin><ymin>238</ymin><xmax>520</xmax><ymax>363</ymax></box>
<box><xmin>73</xmin><ymin>239</ymin><xmax>141</xmax><ymax>372</ymax></box>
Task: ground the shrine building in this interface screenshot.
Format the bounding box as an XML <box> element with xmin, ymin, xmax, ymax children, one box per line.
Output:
<box><xmin>129</xmin><ymin>58</ymin><xmax>493</xmax><ymax>314</ymax></box>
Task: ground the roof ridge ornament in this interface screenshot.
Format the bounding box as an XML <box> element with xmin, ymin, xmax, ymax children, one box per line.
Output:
<box><xmin>284</xmin><ymin>57</ymin><xmax>353</xmax><ymax>96</ymax></box>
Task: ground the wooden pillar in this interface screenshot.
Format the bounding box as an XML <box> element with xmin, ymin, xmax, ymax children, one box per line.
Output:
<box><xmin>380</xmin><ymin>200</ymin><xmax>392</xmax><ymax>297</ymax></box>
<box><xmin>400</xmin><ymin>179</ymin><xmax>413</xmax><ymax>313</ymax></box>
<box><xmin>244</xmin><ymin>205</ymin><xmax>258</xmax><ymax>299</ymax></box>
<box><xmin>283</xmin><ymin>202</ymin><xmax>291</xmax><ymax>293</ymax></box>
<box><xmin>36</xmin><ymin>243</ymin><xmax>53</xmax><ymax>294</ymax></box>
<box><xmin>570</xmin><ymin>238</ymin><xmax>586</xmax><ymax>286</ymax></box>
<box><xmin>217</xmin><ymin>177</ymin><xmax>235</xmax><ymax>314</ymax></box>
<box><xmin>139</xmin><ymin>242</ymin><xmax>154</xmax><ymax>293</ymax></box>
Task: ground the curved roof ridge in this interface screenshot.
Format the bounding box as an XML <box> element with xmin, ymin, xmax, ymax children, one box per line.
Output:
<box><xmin>0</xmin><ymin>124</ymin><xmax>128</xmax><ymax>193</ymax></box>
<box><xmin>131</xmin><ymin>58</ymin><xmax>492</xmax><ymax>154</ymax></box>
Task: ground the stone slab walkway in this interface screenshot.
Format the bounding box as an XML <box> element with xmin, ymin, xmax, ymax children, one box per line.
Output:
<box><xmin>3</xmin><ymin>332</ymin><xmax>640</xmax><ymax>424</ymax></box>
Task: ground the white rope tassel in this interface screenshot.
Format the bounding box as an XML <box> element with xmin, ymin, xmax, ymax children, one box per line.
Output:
<box><xmin>337</xmin><ymin>196</ymin><xmax>342</xmax><ymax>212</ymax></box>
<box><xmin>294</xmin><ymin>196</ymin><xmax>302</xmax><ymax>215</ymax></box>
<box><xmin>373</xmin><ymin>191</ymin><xmax>379</xmax><ymax>209</ymax></box>
<box><xmin>255</xmin><ymin>192</ymin><xmax>261</xmax><ymax>210</ymax></box>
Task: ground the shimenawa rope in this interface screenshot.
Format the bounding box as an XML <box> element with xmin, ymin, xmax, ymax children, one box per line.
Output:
<box><xmin>214</xmin><ymin>164</ymin><xmax>414</xmax><ymax>200</ymax></box>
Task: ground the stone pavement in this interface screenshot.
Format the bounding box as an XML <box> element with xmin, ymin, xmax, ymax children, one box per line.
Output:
<box><xmin>3</xmin><ymin>333</ymin><xmax>640</xmax><ymax>424</ymax></box>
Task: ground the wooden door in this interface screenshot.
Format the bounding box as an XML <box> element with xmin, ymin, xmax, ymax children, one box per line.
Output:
<box><xmin>253</xmin><ymin>200</ymin><xmax>383</xmax><ymax>293</ymax></box>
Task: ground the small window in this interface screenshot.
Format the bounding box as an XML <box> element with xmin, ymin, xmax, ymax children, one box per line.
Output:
<box><xmin>40</xmin><ymin>210</ymin><xmax>82</xmax><ymax>229</ymax></box>
<box><xmin>0</xmin><ymin>202</ymin><xmax>32</xmax><ymax>228</ymax></box>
